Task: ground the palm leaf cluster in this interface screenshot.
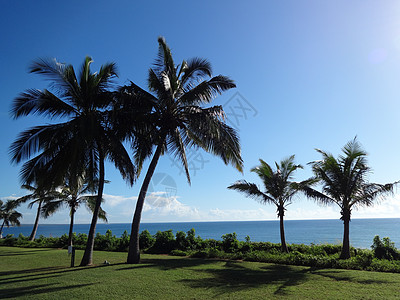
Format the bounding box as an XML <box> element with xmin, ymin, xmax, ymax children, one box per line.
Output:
<box><xmin>229</xmin><ymin>139</ymin><xmax>397</xmax><ymax>258</ymax></box>
<box><xmin>10</xmin><ymin>37</ymin><xmax>243</xmax><ymax>265</ymax></box>
<box><xmin>228</xmin><ymin>155</ymin><xmax>312</xmax><ymax>252</ymax></box>
<box><xmin>125</xmin><ymin>37</ymin><xmax>243</xmax><ymax>263</ymax></box>
<box><xmin>0</xmin><ymin>200</ymin><xmax>22</xmax><ymax>238</ymax></box>
<box><xmin>303</xmin><ymin>138</ymin><xmax>397</xmax><ymax>258</ymax></box>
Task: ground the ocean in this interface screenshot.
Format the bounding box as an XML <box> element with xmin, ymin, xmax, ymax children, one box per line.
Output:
<box><xmin>2</xmin><ymin>218</ymin><xmax>400</xmax><ymax>249</ymax></box>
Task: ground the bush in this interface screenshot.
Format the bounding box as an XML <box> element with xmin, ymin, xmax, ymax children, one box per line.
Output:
<box><xmin>371</xmin><ymin>236</ymin><xmax>399</xmax><ymax>260</ymax></box>
<box><xmin>147</xmin><ymin>230</ymin><xmax>175</xmax><ymax>254</ymax></box>
<box><xmin>94</xmin><ymin>230</ymin><xmax>117</xmax><ymax>251</ymax></box>
<box><xmin>221</xmin><ymin>232</ymin><xmax>239</xmax><ymax>253</ymax></box>
<box><xmin>170</xmin><ymin>249</ymin><xmax>188</xmax><ymax>256</ymax></box>
<box><xmin>117</xmin><ymin>230</ymin><xmax>130</xmax><ymax>252</ymax></box>
<box><xmin>139</xmin><ymin>230</ymin><xmax>155</xmax><ymax>250</ymax></box>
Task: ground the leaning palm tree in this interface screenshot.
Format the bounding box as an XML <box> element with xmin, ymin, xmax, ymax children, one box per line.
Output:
<box><xmin>228</xmin><ymin>155</ymin><xmax>312</xmax><ymax>253</ymax></box>
<box><xmin>16</xmin><ymin>184</ymin><xmax>59</xmax><ymax>241</ymax></box>
<box><xmin>10</xmin><ymin>57</ymin><xmax>136</xmax><ymax>266</ymax></box>
<box><xmin>41</xmin><ymin>172</ymin><xmax>108</xmax><ymax>247</ymax></box>
<box><xmin>124</xmin><ymin>37</ymin><xmax>243</xmax><ymax>264</ymax></box>
<box><xmin>0</xmin><ymin>200</ymin><xmax>23</xmax><ymax>238</ymax></box>
<box><xmin>303</xmin><ymin>138</ymin><xmax>397</xmax><ymax>259</ymax></box>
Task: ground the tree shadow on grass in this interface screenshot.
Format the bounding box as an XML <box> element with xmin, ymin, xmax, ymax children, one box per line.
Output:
<box><xmin>0</xmin><ymin>249</ymin><xmax>54</xmax><ymax>257</ymax></box>
<box><xmin>0</xmin><ymin>266</ymin><xmax>66</xmax><ymax>277</ymax></box>
<box><xmin>0</xmin><ymin>282</ymin><xmax>94</xmax><ymax>299</ymax></box>
<box><xmin>180</xmin><ymin>261</ymin><xmax>310</xmax><ymax>297</ymax></box>
<box><xmin>116</xmin><ymin>257</ymin><xmax>218</xmax><ymax>272</ymax></box>
<box><xmin>0</xmin><ymin>263</ymin><xmax>125</xmax><ymax>284</ymax></box>
<box><xmin>311</xmin><ymin>269</ymin><xmax>397</xmax><ymax>284</ymax></box>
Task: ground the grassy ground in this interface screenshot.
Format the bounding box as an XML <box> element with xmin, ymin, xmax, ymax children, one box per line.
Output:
<box><xmin>1</xmin><ymin>247</ymin><xmax>400</xmax><ymax>299</ymax></box>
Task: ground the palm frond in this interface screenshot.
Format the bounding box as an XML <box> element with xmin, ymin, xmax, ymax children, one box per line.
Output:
<box><xmin>11</xmin><ymin>89</ymin><xmax>76</xmax><ymax>119</ymax></box>
<box><xmin>178</xmin><ymin>75</ymin><xmax>236</xmax><ymax>106</ymax></box>
<box><xmin>228</xmin><ymin>180</ymin><xmax>276</xmax><ymax>205</ymax></box>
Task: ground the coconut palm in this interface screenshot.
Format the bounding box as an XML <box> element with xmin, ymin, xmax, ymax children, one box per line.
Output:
<box><xmin>0</xmin><ymin>200</ymin><xmax>22</xmax><ymax>238</ymax></box>
<box><xmin>10</xmin><ymin>56</ymin><xmax>136</xmax><ymax>266</ymax></box>
<box><xmin>303</xmin><ymin>138</ymin><xmax>397</xmax><ymax>259</ymax></box>
<box><xmin>41</xmin><ymin>172</ymin><xmax>108</xmax><ymax>247</ymax></box>
<box><xmin>124</xmin><ymin>37</ymin><xmax>243</xmax><ymax>264</ymax></box>
<box><xmin>228</xmin><ymin>155</ymin><xmax>313</xmax><ymax>253</ymax></box>
<box><xmin>16</xmin><ymin>184</ymin><xmax>59</xmax><ymax>241</ymax></box>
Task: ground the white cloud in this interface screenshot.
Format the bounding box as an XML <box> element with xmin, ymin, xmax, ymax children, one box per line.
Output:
<box><xmin>103</xmin><ymin>194</ymin><xmax>137</xmax><ymax>207</ymax></box>
<box><xmin>3</xmin><ymin>192</ymin><xmax>400</xmax><ymax>224</ymax></box>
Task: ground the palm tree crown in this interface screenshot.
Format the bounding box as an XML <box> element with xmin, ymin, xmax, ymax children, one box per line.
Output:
<box><xmin>303</xmin><ymin>138</ymin><xmax>397</xmax><ymax>259</ymax></box>
<box><xmin>125</xmin><ymin>37</ymin><xmax>243</xmax><ymax>263</ymax></box>
<box><xmin>41</xmin><ymin>172</ymin><xmax>107</xmax><ymax>247</ymax></box>
<box><xmin>228</xmin><ymin>155</ymin><xmax>311</xmax><ymax>252</ymax></box>
<box><xmin>0</xmin><ymin>200</ymin><xmax>23</xmax><ymax>238</ymax></box>
<box><xmin>10</xmin><ymin>56</ymin><xmax>136</xmax><ymax>266</ymax></box>
<box><xmin>16</xmin><ymin>184</ymin><xmax>59</xmax><ymax>241</ymax></box>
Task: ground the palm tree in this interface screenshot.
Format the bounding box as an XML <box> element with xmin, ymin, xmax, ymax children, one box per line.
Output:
<box><xmin>303</xmin><ymin>138</ymin><xmax>397</xmax><ymax>259</ymax></box>
<box><xmin>124</xmin><ymin>37</ymin><xmax>243</xmax><ymax>264</ymax></box>
<box><xmin>16</xmin><ymin>184</ymin><xmax>58</xmax><ymax>241</ymax></box>
<box><xmin>10</xmin><ymin>56</ymin><xmax>136</xmax><ymax>266</ymax></box>
<box><xmin>228</xmin><ymin>155</ymin><xmax>312</xmax><ymax>253</ymax></box>
<box><xmin>41</xmin><ymin>172</ymin><xmax>108</xmax><ymax>247</ymax></box>
<box><xmin>0</xmin><ymin>200</ymin><xmax>23</xmax><ymax>238</ymax></box>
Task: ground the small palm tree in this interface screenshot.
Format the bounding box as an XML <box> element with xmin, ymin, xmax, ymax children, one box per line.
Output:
<box><xmin>303</xmin><ymin>138</ymin><xmax>398</xmax><ymax>259</ymax></box>
<box><xmin>228</xmin><ymin>155</ymin><xmax>312</xmax><ymax>252</ymax></box>
<box><xmin>16</xmin><ymin>184</ymin><xmax>58</xmax><ymax>241</ymax></box>
<box><xmin>10</xmin><ymin>57</ymin><xmax>136</xmax><ymax>265</ymax></box>
<box><xmin>123</xmin><ymin>37</ymin><xmax>243</xmax><ymax>264</ymax></box>
<box><xmin>0</xmin><ymin>200</ymin><xmax>23</xmax><ymax>238</ymax></box>
<box><xmin>41</xmin><ymin>173</ymin><xmax>108</xmax><ymax>247</ymax></box>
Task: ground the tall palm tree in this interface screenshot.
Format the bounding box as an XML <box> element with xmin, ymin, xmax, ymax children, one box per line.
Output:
<box><xmin>16</xmin><ymin>184</ymin><xmax>59</xmax><ymax>241</ymax></box>
<box><xmin>10</xmin><ymin>56</ymin><xmax>136</xmax><ymax>266</ymax></box>
<box><xmin>228</xmin><ymin>155</ymin><xmax>312</xmax><ymax>253</ymax></box>
<box><xmin>41</xmin><ymin>172</ymin><xmax>108</xmax><ymax>247</ymax></box>
<box><xmin>0</xmin><ymin>200</ymin><xmax>23</xmax><ymax>238</ymax></box>
<box><xmin>124</xmin><ymin>37</ymin><xmax>243</xmax><ymax>264</ymax></box>
<box><xmin>303</xmin><ymin>138</ymin><xmax>397</xmax><ymax>259</ymax></box>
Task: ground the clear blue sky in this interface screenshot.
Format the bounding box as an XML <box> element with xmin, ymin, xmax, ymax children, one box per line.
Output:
<box><xmin>1</xmin><ymin>1</ymin><xmax>400</xmax><ymax>224</ymax></box>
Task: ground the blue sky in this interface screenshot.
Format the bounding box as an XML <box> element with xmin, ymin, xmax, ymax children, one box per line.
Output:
<box><xmin>2</xmin><ymin>1</ymin><xmax>400</xmax><ymax>224</ymax></box>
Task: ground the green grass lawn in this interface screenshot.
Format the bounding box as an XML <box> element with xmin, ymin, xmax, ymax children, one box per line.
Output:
<box><xmin>1</xmin><ymin>246</ymin><xmax>400</xmax><ymax>299</ymax></box>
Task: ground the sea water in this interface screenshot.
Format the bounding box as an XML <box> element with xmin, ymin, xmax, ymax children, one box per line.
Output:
<box><xmin>2</xmin><ymin>218</ymin><xmax>400</xmax><ymax>249</ymax></box>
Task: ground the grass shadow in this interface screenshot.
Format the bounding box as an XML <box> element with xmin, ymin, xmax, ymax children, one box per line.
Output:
<box><xmin>180</xmin><ymin>260</ymin><xmax>310</xmax><ymax>296</ymax></box>
<box><xmin>0</xmin><ymin>282</ymin><xmax>93</xmax><ymax>299</ymax></box>
<box><xmin>0</xmin><ymin>248</ymin><xmax>54</xmax><ymax>257</ymax></box>
<box><xmin>116</xmin><ymin>256</ymin><xmax>218</xmax><ymax>271</ymax></box>
<box><xmin>311</xmin><ymin>269</ymin><xmax>397</xmax><ymax>284</ymax></box>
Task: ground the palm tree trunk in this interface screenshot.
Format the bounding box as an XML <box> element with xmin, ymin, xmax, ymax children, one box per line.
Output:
<box><xmin>127</xmin><ymin>142</ymin><xmax>164</xmax><ymax>264</ymax></box>
<box><xmin>0</xmin><ymin>220</ymin><xmax>5</xmax><ymax>238</ymax></box>
<box><xmin>80</xmin><ymin>149</ymin><xmax>105</xmax><ymax>266</ymax></box>
<box><xmin>278</xmin><ymin>205</ymin><xmax>288</xmax><ymax>253</ymax></box>
<box><xmin>340</xmin><ymin>214</ymin><xmax>351</xmax><ymax>259</ymax></box>
<box><xmin>68</xmin><ymin>206</ymin><xmax>76</xmax><ymax>247</ymax></box>
<box><xmin>29</xmin><ymin>200</ymin><xmax>42</xmax><ymax>241</ymax></box>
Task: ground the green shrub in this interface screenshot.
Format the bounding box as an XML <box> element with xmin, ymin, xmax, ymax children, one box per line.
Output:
<box><xmin>117</xmin><ymin>230</ymin><xmax>130</xmax><ymax>252</ymax></box>
<box><xmin>221</xmin><ymin>232</ymin><xmax>239</xmax><ymax>253</ymax></box>
<box><xmin>147</xmin><ymin>230</ymin><xmax>175</xmax><ymax>254</ymax></box>
<box><xmin>139</xmin><ymin>230</ymin><xmax>155</xmax><ymax>250</ymax></box>
<box><xmin>94</xmin><ymin>230</ymin><xmax>117</xmax><ymax>251</ymax></box>
<box><xmin>170</xmin><ymin>249</ymin><xmax>188</xmax><ymax>256</ymax></box>
<box><xmin>371</xmin><ymin>236</ymin><xmax>399</xmax><ymax>260</ymax></box>
<box><xmin>368</xmin><ymin>258</ymin><xmax>400</xmax><ymax>272</ymax></box>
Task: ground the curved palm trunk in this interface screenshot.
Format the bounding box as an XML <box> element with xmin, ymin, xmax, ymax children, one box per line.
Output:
<box><xmin>80</xmin><ymin>149</ymin><xmax>105</xmax><ymax>266</ymax></box>
<box><xmin>68</xmin><ymin>206</ymin><xmax>76</xmax><ymax>247</ymax></box>
<box><xmin>0</xmin><ymin>220</ymin><xmax>5</xmax><ymax>238</ymax></box>
<box><xmin>340</xmin><ymin>211</ymin><xmax>351</xmax><ymax>259</ymax></box>
<box><xmin>278</xmin><ymin>205</ymin><xmax>288</xmax><ymax>253</ymax></box>
<box><xmin>29</xmin><ymin>200</ymin><xmax>42</xmax><ymax>241</ymax></box>
<box><xmin>127</xmin><ymin>142</ymin><xmax>163</xmax><ymax>264</ymax></box>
